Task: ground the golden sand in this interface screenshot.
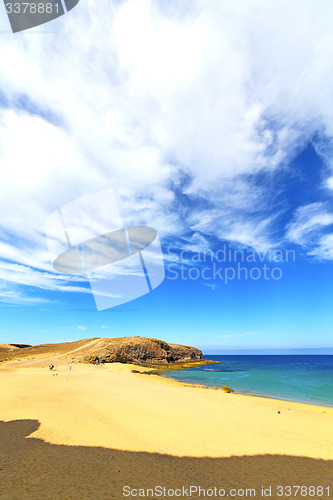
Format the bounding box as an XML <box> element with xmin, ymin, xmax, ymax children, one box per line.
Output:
<box><xmin>0</xmin><ymin>357</ymin><xmax>332</xmax><ymax>499</ymax></box>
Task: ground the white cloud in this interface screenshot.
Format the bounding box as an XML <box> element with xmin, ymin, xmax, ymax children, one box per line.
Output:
<box><xmin>0</xmin><ymin>282</ymin><xmax>50</xmax><ymax>305</ymax></box>
<box><xmin>1</xmin><ymin>0</ymin><xmax>333</xmax><ymax>304</ymax></box>
<box><xmin>286</xmin><ymin>203</ymin><xmax>333</xmax><ymax>246</ymax></box>
<box><xmin>0</xmin><ymin>261</ymin><xmax>88</xmax><ymax>293</ymax></box>
<box><xmin>203</xmin><ymin>283</ymin><xmax>218</xmax><ymax>291</ymax></box>
<box><xmin>308</xmin><ymin>234</ymin><xmax>333</xmax><ymax>260</ymax></box>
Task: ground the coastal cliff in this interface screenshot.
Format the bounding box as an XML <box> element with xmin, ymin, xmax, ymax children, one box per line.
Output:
<box><xmin>0</xmin><ymin>336</ymin><xmax>203</xmax><ymax>366</ymax></box>
<box><xmin>82</xmin><ymin>337</ymin><xmax>203</xmax><ymax>365</ymax></box>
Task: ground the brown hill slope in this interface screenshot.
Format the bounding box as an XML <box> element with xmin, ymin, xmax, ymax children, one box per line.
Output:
<box><xmin>0</xmin><ymin>343</ymin><xmax>32</xmax><ymax>357</ymax></box>
<box><xmin>0</xmin><ymin>336</ymin><xmax>203</xmax><ymax>366</ymax></box>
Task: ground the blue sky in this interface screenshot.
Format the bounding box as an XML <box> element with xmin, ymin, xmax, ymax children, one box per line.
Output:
<box><xmin>1</xmin><ymin>0</ymin><xmax>333</xmax><ymax>352</ymax></box>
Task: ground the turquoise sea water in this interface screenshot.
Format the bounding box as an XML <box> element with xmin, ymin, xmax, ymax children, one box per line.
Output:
<box><xmin>162</xmin><ymin>355</ymin><xmax>333</xmax><ymax>406</ymax></box>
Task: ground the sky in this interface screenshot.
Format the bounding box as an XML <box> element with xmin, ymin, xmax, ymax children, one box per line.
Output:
<box><xmin>1</xmin><ymin>0</ymin><xmax>333</xmax><ymax>352</ymax></box>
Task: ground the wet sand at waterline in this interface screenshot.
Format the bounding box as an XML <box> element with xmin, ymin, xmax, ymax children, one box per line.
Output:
<box><xmin>0</xmin><ymin>357</ymin><xmax>332</xmax><ymax>499</ymax></box>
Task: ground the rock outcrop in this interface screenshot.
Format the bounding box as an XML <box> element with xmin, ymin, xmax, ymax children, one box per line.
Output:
<box><xmin>222</xmin><ymin>385</ymin><xmax>234</xmax><ymax>394</ymax></box>
<box><xmin>83</xmin><ymin>336</ymin><xmax>203</xmax><ymax>365</ymax></box>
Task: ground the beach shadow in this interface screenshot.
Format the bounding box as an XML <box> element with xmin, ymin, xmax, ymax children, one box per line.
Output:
<box><xmin>0</xmin><ymin>419</ymin><xmax>332</xmax><ymax>499</ymax></box>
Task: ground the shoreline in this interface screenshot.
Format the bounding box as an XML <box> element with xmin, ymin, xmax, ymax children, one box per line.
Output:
<box><xmin>1</xmin><ymin>355</ymin><xmax>332</xmax><ymax>409</ymax></box>
<box><xmin>236</xmin><ymin>390</ymin><xmax>333</xmax><ymax>409</ymax></box>
<box><xmin>158</xmin><ymin>371</ymin><xmax>333</xmax><ymax>408</ymax></box>
<box><xmin>157</xmin><ymin>354</ymin><xmax>333</xmax><ymax>409</ymax></box>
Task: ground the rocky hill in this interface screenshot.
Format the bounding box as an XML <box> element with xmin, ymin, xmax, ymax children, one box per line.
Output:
<box><xmin>82</xmin><ymin>337</ymin><xmax>203</xmax><ymax>365</ymax></box>
<box><xmin>0</xmin><ymin>337</ymin><xmax>203</xmax><ymax>366</ymax></box>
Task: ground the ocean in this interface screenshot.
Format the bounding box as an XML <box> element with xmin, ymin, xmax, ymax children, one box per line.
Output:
<box><xmin>162</xmin><ymin>355</ymin><xmax>333</xmax><ymax>407</ymax></box>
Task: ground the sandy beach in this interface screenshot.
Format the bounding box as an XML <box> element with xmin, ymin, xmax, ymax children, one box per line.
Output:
<box><xmin>0</xmin><ymin>356</ymin><xmax>332</xmax><ymax>499</ymax></box>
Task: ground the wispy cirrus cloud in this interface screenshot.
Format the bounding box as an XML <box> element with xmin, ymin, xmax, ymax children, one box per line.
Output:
<box><xmin>0</xmin><ymin>261</ymin><xmax>88</xmax><ymax>291</ymax></box>
<box><xmin>0</xmin><ymin>282</ymin><xmax>51</xmax><ymax>305</ymax></box>
<box><xmin>286</xmin><ymin>203</ymin><xmax>333</xmax><ymax>257</ymax></box>
<box><xmin>308</xmin><ymin>234</ymin><xmax>333</xmax><ymax>260</ymax></box>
